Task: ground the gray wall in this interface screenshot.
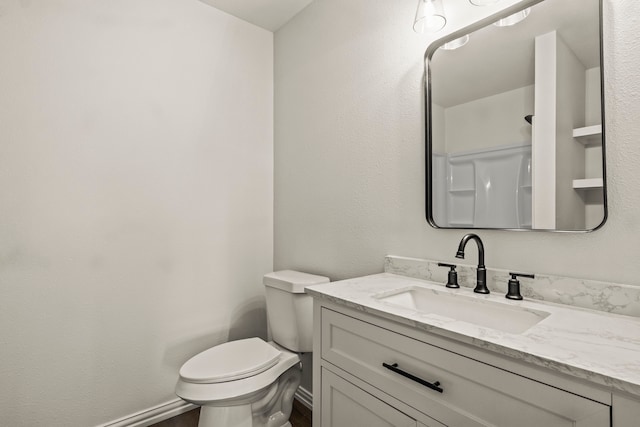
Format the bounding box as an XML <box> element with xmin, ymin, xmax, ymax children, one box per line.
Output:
<box><xmin>0</xmin><ymin>1</ymin><xmax>273</xmax><ymax>425</ymax></box>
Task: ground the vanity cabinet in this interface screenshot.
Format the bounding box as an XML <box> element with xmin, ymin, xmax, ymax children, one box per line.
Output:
<box><xmin>313</xmin><ymin>301</ymin><xmax>612</xmax><ymax>427</ymax></box>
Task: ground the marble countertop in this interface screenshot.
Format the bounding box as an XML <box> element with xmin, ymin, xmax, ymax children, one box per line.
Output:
<box><xmin>306</xmin><ymin>273</ymin><xmax>640</xmax><ymax>397</ymax></box>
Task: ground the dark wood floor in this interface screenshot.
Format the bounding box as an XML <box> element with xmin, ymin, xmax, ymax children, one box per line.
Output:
<box><xmin>150</xmin><ymin>399</ymin><xmax>311</xmax><ymax>427</ymax></box>
<box><xmin>289</xmin><ymin>399</ymin><xmax>312</xmax><ymax>427</ymax></box>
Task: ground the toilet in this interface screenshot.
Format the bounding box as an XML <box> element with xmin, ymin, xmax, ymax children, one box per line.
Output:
<box><xmin>176</xmin><ymin>270</ymin><xmax>329</xmax><ymax>427</ymax></box>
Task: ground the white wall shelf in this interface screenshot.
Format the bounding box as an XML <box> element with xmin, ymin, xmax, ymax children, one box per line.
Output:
<box><xmin>573</xmin><ymin>124</ymin><xmax>602</xmax><ymax>145</ymax></box>
<box><xmin>572</xmin><ymin>178</ymin><xmax>603</xmax><ymax>190</ymax></box>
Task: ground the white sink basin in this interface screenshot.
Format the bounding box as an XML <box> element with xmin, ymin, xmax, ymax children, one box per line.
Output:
<box><xmin>374</xmin><ymin>286</ymin><xmax>550</xmax><ymax>334</ymax></box>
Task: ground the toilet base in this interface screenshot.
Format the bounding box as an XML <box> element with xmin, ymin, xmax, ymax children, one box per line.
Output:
<box><xmin>199</xmin><ymin>405</ymin><xmax>252</xmax><ymax>427</ymax></box>
<box><xmin>199</xmin><ymin>407</ymin><xmax>293</xmax><ymax>427</ymax></box>
<box><xmin>196</xmin><ymin>365</ymin><xmax>300</xmax><ymax>427</ymax></box>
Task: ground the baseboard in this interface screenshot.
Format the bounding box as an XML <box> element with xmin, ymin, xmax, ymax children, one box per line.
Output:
<box><xmin>96</xmin><ymin>398</ymin><xmax>198</xmax><ymax>427</ymax></box>
<box><xmin>98</xmin><ymin>389</ymin><xmax>308</xmax><ymax>427</ymax></box>
<box><xmin>294</xmin><ymin>386</ymin><xmax>313</xmax><ymax>410</ymax></box>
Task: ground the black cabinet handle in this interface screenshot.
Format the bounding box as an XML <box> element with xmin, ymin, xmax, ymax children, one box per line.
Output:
<box><xmin>382</xmin><ymin>362</ymin><xmax>444</xmax><ymax>393</ymax></box>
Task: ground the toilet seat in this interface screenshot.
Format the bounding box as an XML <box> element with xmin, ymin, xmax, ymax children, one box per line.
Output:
<box><xmin>179</xmin><ymin>338</ymin><xmax>281</xmax><ymax>384</ymax></box>
<box><xmin>176</xmin><ymin>340</ymin><xmax>301</xmax><ymax>404</ymax></box>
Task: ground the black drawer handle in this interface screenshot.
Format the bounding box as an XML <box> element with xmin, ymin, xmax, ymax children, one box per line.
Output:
<box><xmin>382</xmin><ymin>362</ymin><xmax>444</xmax><ymax>393</ymax></box>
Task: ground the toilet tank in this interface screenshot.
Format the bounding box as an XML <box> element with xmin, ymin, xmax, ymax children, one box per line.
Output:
<box><xmin>263</xmin><ymin>270</ymin><xmax>329</xmax><ymax>352</ymax></box>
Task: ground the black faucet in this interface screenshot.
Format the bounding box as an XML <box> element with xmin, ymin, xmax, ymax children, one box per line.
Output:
<box><xmin>455</xmin><ymin>233</ymin><xmax>489</xmax><ymax>294</ymax></box>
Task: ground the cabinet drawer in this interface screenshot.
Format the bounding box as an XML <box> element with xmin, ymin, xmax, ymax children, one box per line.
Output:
<box><xmin>321</xmin><ymin>308</ymin><xmax>610</xmax><ymax>427</ymax></box>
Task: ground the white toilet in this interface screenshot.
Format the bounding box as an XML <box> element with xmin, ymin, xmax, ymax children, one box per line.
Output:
<box><xmin>176</xmin><ymin>270</ymin><xmax>329</xmax><ymax>427</ymax></box>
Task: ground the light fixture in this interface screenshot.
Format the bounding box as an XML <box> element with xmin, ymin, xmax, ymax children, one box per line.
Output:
<box><xmin>469</xmin><ymin>0</ymin><xmax>501</xmax><ymax>5</ymax></box>
<box><xmin>493</xmin><ymin>7</ymin><xmax>531</xmax><ymax>26</ymax></box>
<box><xmin>413</xmin><ymin>0</ymin><xmax>446</xmax><ymax>33</ymax></box>
<box><xmin>440</xmin><ymin>34</ymin><xmax>470</xmax><ymax>50</ymax></box>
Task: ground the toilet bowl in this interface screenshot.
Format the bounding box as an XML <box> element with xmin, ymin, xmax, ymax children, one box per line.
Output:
<box><xmin>176</xmin><ymin>339</ymin><xmax>301</xmax><ymax>427</ymax></box>
<box><xmin>175</xmin><ymin>271</ymin><xmax>329</xmax><ymax>427</ymax></box>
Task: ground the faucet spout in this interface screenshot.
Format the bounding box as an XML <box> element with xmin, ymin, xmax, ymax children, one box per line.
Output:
<box><xmin>455</xmin><ymin>233</ymin><xmax>489</xmax><ymax>294</ymax></box>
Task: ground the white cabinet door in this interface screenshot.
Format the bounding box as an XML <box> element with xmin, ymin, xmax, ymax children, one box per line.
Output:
<box><xmin>321</xmin><ymin>367</ymin><xmax>417</xmax><ymax>427</ymax></box>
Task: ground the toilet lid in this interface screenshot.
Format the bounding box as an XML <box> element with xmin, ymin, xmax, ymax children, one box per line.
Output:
<box><xmin>179</xmin><ymin>338</ymin><xmax>281</xmax><ymax>384</ymax></box>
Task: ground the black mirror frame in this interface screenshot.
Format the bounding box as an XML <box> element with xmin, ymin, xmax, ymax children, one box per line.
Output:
<box><xmin>424</xmin><ymin>0</ymin><xmax>607</xmax><ymax>233</ymax></box>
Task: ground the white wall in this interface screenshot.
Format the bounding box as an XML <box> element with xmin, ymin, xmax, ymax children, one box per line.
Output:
<box><xmin>555</xmin><ymin>32</ymin><xmax>587</xmax><ymax>230</ymax></box>
<box><xmin>431</xmin><ymin>103</ymin><xmax>446</xmax><ymax>154</ymax></box>
<box><xmin>445</xmin><ymin>85</ymin><xmax>534</xmax><ymax>154</ymax></box>
<box><xmin>584</xmin><ymin>66</ymin><xmax>605</xmax><ymax>229</ymax></box>
<box><xmin>585</xmin><ymin>67</ymin><xmax>602</xmax><ymax>127</ymax></box>
<box><xmin>275</xmin><ymin>0</ymin><xmax>640</xmax><ymax>287</ymax></box>
<box><xmin>0</xmin><ymin>0</ymin><xmax>273</xmax><ymax>425</ymax></box>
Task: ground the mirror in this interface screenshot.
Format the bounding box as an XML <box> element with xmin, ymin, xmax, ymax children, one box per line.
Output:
<box><xmin>426</xmin><ymin>0</ymin><xmax>606</xmax><ymax>231</ymax></box>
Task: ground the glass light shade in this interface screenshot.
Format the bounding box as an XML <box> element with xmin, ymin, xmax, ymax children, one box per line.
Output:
<box><xmin>494</xmin><ymin>7</ymin><xmax>531</xmax><ymax>26</ymax></box>
<box><xmin>469</xmin><ymin>0</ymin><xmax>501</xmax><ymax>5</ymax></box>
<box><xmin>440</xmin><ymin>34</ymin><xmax>470</xmax><ymax>50</ymax></box>
<box><xmin>413</xmin><ymin>0</ymin><xmax>446</xmax><ymax>33</ymax></box>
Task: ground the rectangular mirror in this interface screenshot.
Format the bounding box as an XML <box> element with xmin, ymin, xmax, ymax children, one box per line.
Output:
<box><xmin>426</xmin><ymin>0</ymin><xmax>606</xmax><ymax>231</ymax></box>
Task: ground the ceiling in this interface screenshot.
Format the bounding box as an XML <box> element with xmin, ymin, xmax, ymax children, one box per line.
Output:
<box><xmin>198</xmin><ymin>0</ymin><xmax>314</xmax><ymax>32</ymax></box>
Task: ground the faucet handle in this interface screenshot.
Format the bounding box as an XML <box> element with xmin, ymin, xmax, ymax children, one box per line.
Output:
<box><xmin>506</xmin><ymin>272</ymin><xmax>535</xmax><ymax>300</ymax></box>
<box><xmin>437</xmin><ymin>263</ymin><xmax>460</xmax><ymax>289</ymax></box>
